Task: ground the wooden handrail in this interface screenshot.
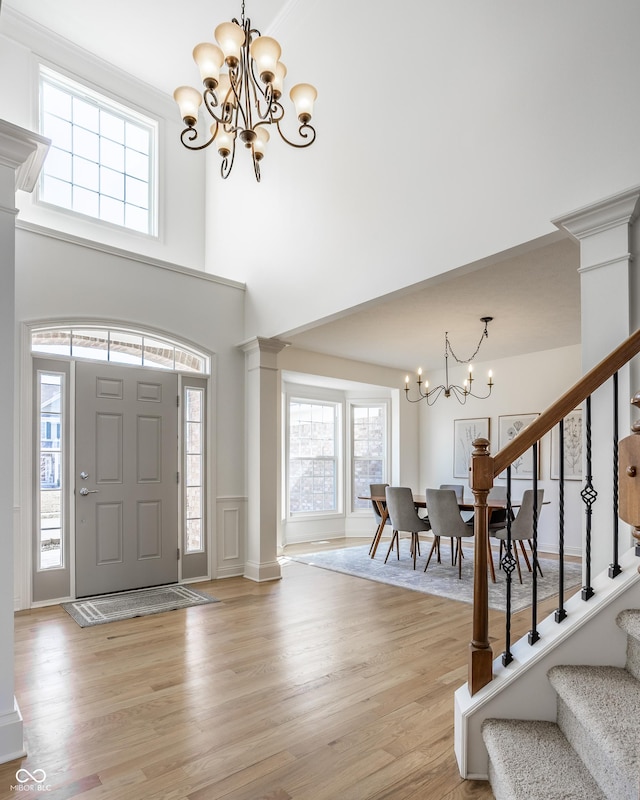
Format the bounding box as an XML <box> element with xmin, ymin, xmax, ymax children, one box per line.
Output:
<box><xmin>468</xmin><ymin>327</ymin><xmax>640</xmax><ymax>696</ymax></box>
<box><xmin>493</xmin><ymin>328</ymin><xmax>640</xmax><ymax>477</ymax></box>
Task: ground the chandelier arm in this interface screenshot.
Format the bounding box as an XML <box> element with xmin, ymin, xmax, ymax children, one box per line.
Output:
<box><xmin>252</xmin><ymin>150</ymin><xmax>261</xmax><ymax>182</ymax></box>
<box><xmin>179</xmin><ymin>126</ymin><xmax>217</xmax><ymax>151</ymax></box>
<box><xmin>220</xmin><ymin>136</ymin><xmax>236</xmax><ymax>179</ymax></box>
<box><xmin>275</xmin><ymin>119</ymin><xmax>317</xmax><ymax>149</ymax></box>
<box><xmin>202</xmin><ymin>88</ymin><xmax>220</xmax><ymax>117</ymax></box>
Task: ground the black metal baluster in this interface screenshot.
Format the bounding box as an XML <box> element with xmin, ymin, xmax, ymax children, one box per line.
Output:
<box><xmin>581</xmin><ymin>394</ymin><xmax>596</xmax><ymax>600</ymax></box>
<box><xmin>556</xmin><ymin>418</ymin><xmax>567</xmax><ymax>623</ymax></box>
<box><xmin>609</xmin><ymin>372</ymin><xmax>622</xmax><ymax>578</ymax></box>
<box><xmin>502</xmin><ymin>466</ymin><xmax>515</xmax><ymax>666</ymax></box>
<box><xmin>529</xmin><ymin>445</ymin><xmax>540</xmax><ymax>644</ymax></box>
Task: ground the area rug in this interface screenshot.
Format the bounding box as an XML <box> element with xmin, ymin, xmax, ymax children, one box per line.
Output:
<box><xmin>62</xmin><ymin>585</ymin><xmax>219</xmax><ymax>627</ymax></box>
<box><xmin>287</xmin><ymin>543</ymin><xmax>583</xmax><ymax>613</ymax></box>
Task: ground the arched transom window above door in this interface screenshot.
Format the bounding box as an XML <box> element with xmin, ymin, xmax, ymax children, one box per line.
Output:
<box><xmin>31</xmin><ymin>326</ymin><xmax>210</xmax><ymax>375</ymax></box>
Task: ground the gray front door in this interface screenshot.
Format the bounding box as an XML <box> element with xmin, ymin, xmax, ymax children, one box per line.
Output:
<box><xmin>75</xmin><ymin>362</ymin><xmax>178</xmax><ymax>597</ymax></box>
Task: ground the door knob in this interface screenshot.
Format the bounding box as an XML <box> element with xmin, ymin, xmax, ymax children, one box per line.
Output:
<box><xmin>79</xmin><ymin>487</ymin><xmax>99</xmax><ymax>496</ymax></box>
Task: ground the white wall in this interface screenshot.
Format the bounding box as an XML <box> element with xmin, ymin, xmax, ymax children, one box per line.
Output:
<box><xmin>420</xmin><ymin>344</ymin><xmax>584</xmax><ymax>555</ymax></box>
<box><xmin>203</xmin><ymin>0</ymin><xmax>640</xmax><ymax>343</ymax></box>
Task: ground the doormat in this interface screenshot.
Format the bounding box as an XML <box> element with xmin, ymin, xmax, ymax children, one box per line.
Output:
<box><xmin>62</xmin><ymin>585</ymin><xmax>220</xmax><ymax>627</ymax></box>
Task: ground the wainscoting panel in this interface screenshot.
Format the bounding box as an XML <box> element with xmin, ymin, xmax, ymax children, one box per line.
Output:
<box><xmin>216</xmin><ymin>496</ymin><xmax>246</xmax><ymax>578</ymax></box>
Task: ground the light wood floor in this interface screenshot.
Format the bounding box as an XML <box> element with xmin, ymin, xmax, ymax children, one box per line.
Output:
<box><xmin>0</xmin><ymin>537</ymin><xmax>570</xmax><ymax>800</ymax></box>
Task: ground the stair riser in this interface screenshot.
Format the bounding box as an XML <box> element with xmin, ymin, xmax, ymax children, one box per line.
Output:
<box><xmin>626</xmin><ymin>635</ymin><xmax>640</xmax><ymax>682</ymax></box>
<box><xmin>557</xmin><ymin>697</ymin><xmax>636</xmax><ymax>800</ymax></box>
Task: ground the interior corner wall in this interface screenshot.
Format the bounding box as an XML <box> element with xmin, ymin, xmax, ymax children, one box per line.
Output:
<box><xmin>419</xmin><ymin>344</ymin><xmax>583</xmax><ymax>555</ymax></box>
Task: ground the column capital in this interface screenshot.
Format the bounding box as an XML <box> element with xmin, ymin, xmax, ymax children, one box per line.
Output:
<box><xmin>238</xmin><ymin>336</ymin><xmax>290</xmax><ymax>370</ymax></box>
<box><xmin>0</xmin><ymin>120</ymin><xmax>50</xmax><ymax>193</ymax></box>
<box><xmin>552</xmin><ymin>185</ymin><xmax>640</xmax><ymax>241</ymax></box>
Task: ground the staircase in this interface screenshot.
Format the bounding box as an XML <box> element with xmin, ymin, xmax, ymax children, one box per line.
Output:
<box><xmin>482</xmin><ymin>608</ymin><xmax>640</xmax><ymax>800</ymax></box>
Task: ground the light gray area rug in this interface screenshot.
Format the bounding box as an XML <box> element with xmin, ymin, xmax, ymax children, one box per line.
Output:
<box><xmin>288</xmin><ymin>543</ymin><xmax>582</xmax><ymax>612</ymax></box>
<box><xmin>62</xmin><ymin>585</ymin><xmax>219</xmax><ymax>627</ymax></box>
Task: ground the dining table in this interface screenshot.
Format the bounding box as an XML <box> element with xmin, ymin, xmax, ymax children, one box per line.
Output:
<box><xmin>359</xmin><ymin>491</ymin><xmax>522</xmax><ymax>583</ymax></box>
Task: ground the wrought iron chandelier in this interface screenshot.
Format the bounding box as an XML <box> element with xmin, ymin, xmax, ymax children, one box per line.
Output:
<box><xmin>173</xmin><ymin>0</ymin><xmax>317</xmax><ymax>182</ymax></box>
<box><xmin>404</xmin><ymin>317</ymin><xmax>495</xmax><ymax>405</ymax></box>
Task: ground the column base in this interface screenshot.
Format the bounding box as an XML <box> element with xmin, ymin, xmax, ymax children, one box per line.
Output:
<box><xmin>0</xmin><ymin>698</ymin><xmax>26</xmax><ymax>765</ymax></box>
<box><xmin>243</xmin><ymin>560</ymin><xmax>282</xmax><ymax>583</ymax></box>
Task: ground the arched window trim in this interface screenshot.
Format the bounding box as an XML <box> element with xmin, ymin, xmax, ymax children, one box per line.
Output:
<box><xmin>30</xmin><ymin>323</ymin><xmax>210</xmax><ymax>375</ymax></box>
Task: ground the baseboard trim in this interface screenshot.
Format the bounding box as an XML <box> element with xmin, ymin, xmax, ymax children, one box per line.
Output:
<box><xmin>243</xmin><ymin>560</ymin><xmax>282</xmax><ymax>582</ymax></box>
<box><xmin>0</xmin><ymin>699</ymin><xmax>26</xmax><ymax>766</ymax></box>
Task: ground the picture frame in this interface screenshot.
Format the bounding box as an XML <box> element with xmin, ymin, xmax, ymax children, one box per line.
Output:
<box><xmin>551</xmin><ymin>408</ymin><xmax>583</xmax><ymax>480</ymax></box>
<box><xmin>453</xmin><ymin>417</ymin><xmax>490</xmax><ymax>479</ymax></box>
<box><xmin>498</xmin><ymin>413</ymin><xmax>539</xmax><ymax>479</ymax></box>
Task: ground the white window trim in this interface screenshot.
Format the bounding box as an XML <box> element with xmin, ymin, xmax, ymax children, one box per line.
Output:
<box><xmin>37</xmin><ymin>63</ymin><xmax>159</xmax><ymax>237</ymax></box>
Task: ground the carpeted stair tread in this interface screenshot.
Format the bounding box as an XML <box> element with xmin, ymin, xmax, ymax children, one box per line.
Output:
<box><xmin>482</xmin><ymin>718</ymin><xmax>606</xmax><ymax>800</ymax></box>
<box><xmin>548</xmin><ymin>664</ymin><xmax>640</xmax><ymax>798</ymax></box>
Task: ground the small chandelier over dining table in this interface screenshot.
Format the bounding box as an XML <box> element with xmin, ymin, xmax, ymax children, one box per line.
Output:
<box><xmin>404</xmin><ymin>317</ymin><xmax>495</xmax><ymax>405</ymax></box>
<box><xmin>173</xmin><ymin>0</ymin><xmax>317</xmax><ymax>182</ymax></box>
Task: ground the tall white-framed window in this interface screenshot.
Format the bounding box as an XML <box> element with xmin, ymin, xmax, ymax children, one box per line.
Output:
<box><xmin>351</xmin><ymin>402</ymin><xmax>388</xmax><ymax>511</ymax></box>
<box><xmin>184</xmin><ymin>385</ymin><xmax>205</xmax><ymax>553</ymax></box>
<box><xmin>36</xmin><ymin>369</ymin><xmax>66</xmax><ymax>570</ymax></box>
<box><xmin>38</xmin><ymin>64</ymin><xmax>158</xmax><ymax>235</ymax></box>
<box><xmin>287</xmin><ymin>399</ymin><xmax>341</xmax><ymax>515</ymax></box>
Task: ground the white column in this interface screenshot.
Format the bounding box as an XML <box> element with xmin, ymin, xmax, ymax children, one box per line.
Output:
<box><xmin>553</xmin><ymin>185</ymin><xmax>640</xmax><ymax>574</ymax></box>
<box><xmin>0</xmin><ymin>120</ymin><xmax>49</xmax><ymax>763</ymax></box>
<box><xmin>240</xmin><ymin>337</ymin><xmax>289</xmax><ymax>582</ymax></box>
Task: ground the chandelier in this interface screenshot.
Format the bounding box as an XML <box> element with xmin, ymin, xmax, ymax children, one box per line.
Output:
<box><xmin>173</xmin><ymin>0</ymin><xmax>317</xmax><ymax>182</ymax></box>
<box><xmin>404</xmin><ymin>317</ymin><xmax>495</xmax><ymax>405</ymax></box>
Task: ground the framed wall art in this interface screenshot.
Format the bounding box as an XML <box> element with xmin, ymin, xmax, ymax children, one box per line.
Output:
<box><xmin>453</xmin><ymin>417</ymin><xmax>490</xmax><ymax>479</ymax></box>
<box><xmin>551</xmin><ymin>408</ymin><xmax>582</xmax><ymax>480</ymax></box>
<box><xmin>498</xmin><ymin>413</ymin><xmax>539</xmax><ymax>479</ymax></box>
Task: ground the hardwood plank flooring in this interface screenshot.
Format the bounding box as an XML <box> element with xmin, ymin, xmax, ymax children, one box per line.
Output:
<box><xmin>0</xmin><ymin>537</ymin><xmax>572</xmax><ymax>800</ymax></box>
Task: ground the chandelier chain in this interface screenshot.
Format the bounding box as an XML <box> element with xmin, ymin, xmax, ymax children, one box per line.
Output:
<box><xmin>446</xmin><ymin>318</ymin><xmax>491</xmax><ymax>364</ymax></box>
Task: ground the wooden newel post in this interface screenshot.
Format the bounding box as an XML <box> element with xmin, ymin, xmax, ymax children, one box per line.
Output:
<box><xmin>618</xmin><ymin>392</ymin><xmax>640</xmax><ymax>569</ymax></box>
<box><xmin>469</xmin><ymin>437</ymin><xmax>495</xmax><ymax>695</ymax></box>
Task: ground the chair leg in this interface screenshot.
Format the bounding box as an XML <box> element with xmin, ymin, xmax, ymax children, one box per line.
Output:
<box><xmin>450</xmin><ymin>537</ymin><xmax>455</xmax><ymax>565</ymax></box>
<box><xmin>488</xmin><ymin>537</ymin><xmax>496</xmax><ymax>584</ymax></box>
<box><xmin>412</xmin><ymin>532</ymin><xmax>418</xmax><ymax>569</ymax></box>
<box><xmin>518</xmin><ymin>540</ymin><xmax>533</xmax><ymax>573</ymax></box>
<box><xmin>384</xmin><ymin>531</ymin><xmax>398</xmax><ymax>564</ymax></box>
<box><xmin>457</xmin><ymin>538</ymin><xmax>463</xmax><ymax>579</ymax></box>
<box><xmin>526</xmin><ymin>540</ymin><xmax>544</xmax><ymax>577</ymax></box>
<box><xmin>424</xmin><ymin>537</ymin><xmax>439</xmax><ymax>572</ymax></box>
<box><xmin>369</xmin><ymin>521</ymin><xmax>383</xmax><ymax>555</ymax></box>
<box><xmin>515</xmin><ymin>546</ymin><xmax>523</xmax><ymax>584</ymax></box>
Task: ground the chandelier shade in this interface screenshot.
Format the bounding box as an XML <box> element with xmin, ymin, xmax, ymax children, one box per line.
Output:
<box><xmin>404</xmin><ymin>317</ymin><xmax>495</xmax><ymax>405</ymax></box>
<box><xmin>173</xmin><ymin>1</ymin><xmax>317</xmax><ymax>182</ymax></box>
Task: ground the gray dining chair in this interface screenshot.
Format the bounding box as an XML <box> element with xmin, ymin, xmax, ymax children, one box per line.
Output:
<box><xmin>368</xmin><ymin>482</ymin><xmax>390</xmax><ymax>555</ymax></box>
<box><xmin>425</xmin><ymin>488</ymin><xmax>475</xmax><ymax>579</ymax></box>
<box><xmin>440</xmin><ymin>483</ymin><xmax>472</xmax><ymax>554</ymax></box>
<box><xmin>491</xmin><ymin>488</ymin><xmax>544</xmax><ymax>583</ymax></box>
<box><xmin>384</xmin><ymin>486</ymin><xmax>431</xmax><ymax>569</ymax></box>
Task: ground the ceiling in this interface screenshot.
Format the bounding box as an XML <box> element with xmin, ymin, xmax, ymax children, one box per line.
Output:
<box><xmin>282</xmin><ymin>234</ymin><xmax>581</xmax><ymax>372</ymax></box>
<box><xmin>1</xmin><ymin>0</ymin><xmax>583</xmax><ymax>373</ymax></box>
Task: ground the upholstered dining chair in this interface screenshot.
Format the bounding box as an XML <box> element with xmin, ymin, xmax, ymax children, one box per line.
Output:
<box><xmin>440</xmin><ymin>483</ymin><xmax>472</xmax><ymax>555</ymax></box>
<box><xmin>490</xmin><ymin>488</ymin><xmax>544</xmax><ymax>583</ymax></box>
<box><xmin>425</xmin><ymin>488</ymin><xmax>475</xmax><ymax>579</ymax></box>
<box><xmin>384</xmin><ymin>486</ymin><xmax>431</xmax><ymax>569</ymax></box>
<box><xmin>368</xmin><ymin>482</ymin><xmax>390</xmax><ymax>555</ymax></box>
